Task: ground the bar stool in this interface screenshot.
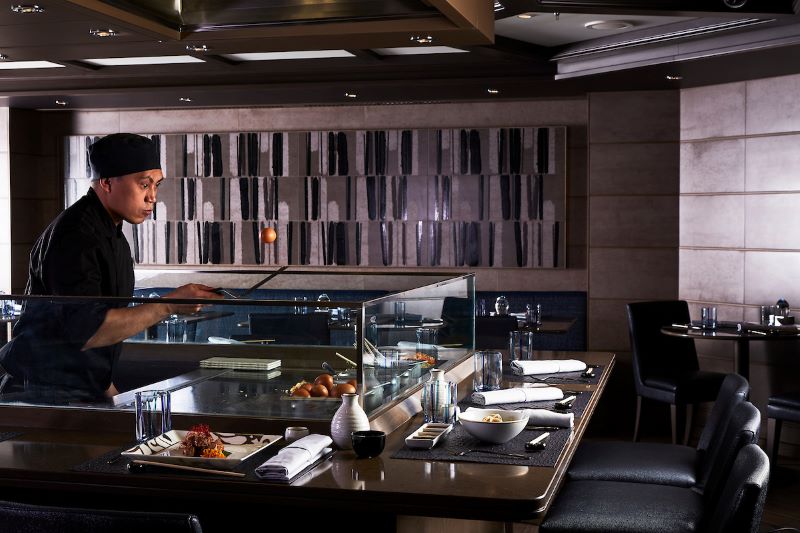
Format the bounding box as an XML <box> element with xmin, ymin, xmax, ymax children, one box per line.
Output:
<box><xmin>766</xmin><ymin>391</ymin><xmax>800</xmax><ymax>467</ymax></box>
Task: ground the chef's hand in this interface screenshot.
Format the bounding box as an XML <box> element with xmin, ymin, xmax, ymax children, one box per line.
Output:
<box><xmin>163</xmin><ymin>283</ymin><xmax>223</xmax><ymax>315</ymax></box>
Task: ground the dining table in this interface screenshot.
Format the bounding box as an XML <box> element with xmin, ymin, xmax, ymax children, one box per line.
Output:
<box><xmin>0</xmin><ymin>350</ymin><xmax>614</xmax><ymax>532</ymax></box>
<box><xmin>661</xmin><ymin>323</ymin><xmax>800</xmax><ymax>380</ymax></box>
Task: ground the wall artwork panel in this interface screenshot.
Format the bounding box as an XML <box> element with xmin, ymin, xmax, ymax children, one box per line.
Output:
<box><xmin>64</xmin><ymin>127</ymin><xmax>567</xmax><ymax>268</ymax></box>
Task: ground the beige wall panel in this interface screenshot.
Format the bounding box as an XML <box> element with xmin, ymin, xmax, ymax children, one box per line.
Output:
<box><xmin>589</xmin><ymin>91</ymin><xmax>678</xmax><ymax>144</ymax></box>
<box><xmin>589</xmin><ymin>248</ymin><xmax>678</xmax><ymax>300</ymax></box>
<box><xmin>568</xmin><ymin>196</ymin><xmax>587</xmax><ymax>247</ymax></box>
<box><xmin>568</xmin><ymin>147</ymin><xmax>587</xmax><ymax>197</ymax></box>
<box><xmin>591</xmin><ymin>196</ymin><xmax>678</xmax><ymax>248</ymax></box>
<box><xmin>120</xmin><ymin>109</ymin><xmax>241</xmax><ymax>134</ymax></box>
<box><xmin>567</xmin><ymin>245</ymin><xmax>587</xmax><ymax>270</ymax></box>
<box><xmin>679</xmin><ymin>248</ymin><xmax>744</xmax><ymax>303</ymax></box>
<box><xmin>679</xmin><ymin>195</ymin><xmax>744</xmax><ymax>248</ymax></box>
<box><xmin>0</xmin><ymin>197</ymin><xmax>8</xmax><ymax>245</ymax></box>
<box><xmin>744</xmin><ymin>250</ymin><xmax>800</xmax><ymax>306</ymax></box>
<box><xmin>680</xmin><ymin>82</ymin><xmax>745</xmax><ymax>140</ymax></box>
<box><xmin>69</xmin><ymin>111</ymin><xmax>121</xmax><ymax>134</ymax></box>
<box><xmin>745</xmin><ymin>135</ymin><xmax>800</xmax><ymax>192</ymax></box>
<box><xmin>679</xmin><ymin>139</ymin><xmax>744</xmax><ymax>194</ymax></box>
<box><xmin>590</xmin><ymin>142</ymin><xmax>679</xmax><ymax>196</ymax></box>
<box><xmin>746</xmin><ymin>73</ymin><xmax>800</xmax><ymax>135</ymax></box>
<box><xmin>587</xmin><ymin>298</ymin><xmax>631</xmax><ymax>352</ymax></box>
<box><xmin>744</xmin><ymin>194</ymin><xmax>800</xmax><ymax>249</ymax></box>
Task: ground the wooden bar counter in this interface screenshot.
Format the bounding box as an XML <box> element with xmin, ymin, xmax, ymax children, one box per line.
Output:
<box><xmin>0</xmin><ymin>351</ymin><xmax>614</xmax><ymax>532</ymax></box>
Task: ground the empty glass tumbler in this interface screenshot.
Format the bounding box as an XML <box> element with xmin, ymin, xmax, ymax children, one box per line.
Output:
<box><xmin>509</xmin><ymin>330</ymin><xmax>534</xmax><ymax>361</ymax></box>
<box><xmin>473</xmin><ymin>350</ymin><xmax>503</xmax><ymax>392</ymax></box>
<box><xmin>701</xmin><ymin>307</ymin><xmax>717</xmax><ymax>330</ymax></box>
<box><xmin>422</xmin><ymin>369</ymin><xmax>457</xmax><ymax>424</ymax></box>
<box><xmin>135</xmin><ymin>390</ymin><xmax>172</xmax><ymax>442</ymax></box>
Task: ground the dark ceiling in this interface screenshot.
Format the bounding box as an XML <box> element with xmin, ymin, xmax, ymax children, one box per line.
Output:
<box><xmin>0</xmin><ymin>0</ymin><xmax>798</xmax><ymax>110</ymax></box>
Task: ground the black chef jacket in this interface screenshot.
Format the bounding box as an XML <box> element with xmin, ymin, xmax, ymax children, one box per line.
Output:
<box><xmin>0</xmin><ymin>187</ymin><xmax>134</xmax><ymax>401</ymax></box>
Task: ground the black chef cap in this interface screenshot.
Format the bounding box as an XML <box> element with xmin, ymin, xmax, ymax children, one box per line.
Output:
<box><xmin>88</xmin><ymin>133</ymin><xmax>161</xmax><ymax>179</ymax></box>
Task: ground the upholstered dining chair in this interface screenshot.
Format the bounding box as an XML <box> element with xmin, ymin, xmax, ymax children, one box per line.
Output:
<box><xmin>766</xmin><ymin>391</ymin><xmax>800</xmax><ymax>468</ymax></box>
<box><xmin>568</xmin><ymin>373</ymin><xmax>749</xmax><ymax>490</ymax></box>
<box><xmin>540</xmin><ymin>443</ymin><xmax>770</xmax><ymax>533</ymax></box>
<box><xmin>627</xmin><ymin>301</ymin><xmax>727</xmax><ymax>444</ymax></box>
<box><xmin>0</xmin><ymin>500</ymin><xmax>203</xmax><ymax>532</ymax></box>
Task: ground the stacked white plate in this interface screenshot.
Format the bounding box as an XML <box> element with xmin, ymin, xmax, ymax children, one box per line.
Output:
<box><xmin>200</xmin><ymin>357</ymin><xmax>281</xmax><ymax>371</ymax></box>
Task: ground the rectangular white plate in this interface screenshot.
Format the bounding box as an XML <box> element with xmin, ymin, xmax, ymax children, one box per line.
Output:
<box><xmin>122</xmin><ymin>430</ymin><xmax>282</xmax><ymax>470</ymax></box>
<box><xmin>405</xmin><ymin>422</ymin><xmax>453</xmax><ymax>450</ymax></box>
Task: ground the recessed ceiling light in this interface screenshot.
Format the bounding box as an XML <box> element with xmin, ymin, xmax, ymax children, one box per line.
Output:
<box><xmin>84</xmin><ymin>55</ymin><xmax>204</xmax><ymax>66</ymax></box>
<box><xmin>517</xmin><ymin>13</ymin><xmax>535</xmax><ymax>19</ymax></box>
<box><xmin>487</xmin><ymin>88</ymin><xmax>500</xmax><ymax>95</ymax></box>
<box><xmin>89</xmin><ymin>28</ymin><xmax>118</xmax><ymax>37</ymax></box>
<box><xmin>344</xmin><ymin>92</ymin><xmax>357</xmax><ymax>98</ymax></box>
<box><xmin>221</xmin><ymin>50</ymin><xmax>353</xmax><ymax>61</ymax></box>
<box><xmin>493</xmin><ymin>1</ymin><xmax>505</xmax><ymax>12</ymax></box>
<box><xmin>11</xmin><ymin>4</ymin><xmax>44</xmax><ymax>14</ymax></box>
<box><xmin>0</xmin><ymin>60</ymin><xmax>63</xmax><ymax>70</ymax></box>
<box><xmin>372</xmin><ymin>46</ymin><xmax>466</xmax><ymax>56</ymax></box>
<box><xmin>186</xmin><ymin>44</ymin><xmax>209</xmax><ymax>53</ymax></box>
<box><xmin>666</xmin><ymin>75</ymin><xmax>683</xmax><ymax>80</ymax></box>
<box><xmin>55</xmin><ymin>100</ymin><xmax>67</xmax><ymax>106</ymax></box>
<box><xmin>179</xmin><ymin>97</ymin><xmax>192</xmax><ymax>102</ymax></box>
<box><xmin>410</xmin><ymin>35</ymin><xmax>434</xmax><ymax>44</ymax></box>
<box><xmin>585</xmin><ymin>20</ymin><xmax>633</xmax><ymax>30</ymax></box>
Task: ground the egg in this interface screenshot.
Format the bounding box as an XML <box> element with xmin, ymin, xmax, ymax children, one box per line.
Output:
<box><xmin>337</xmin><ymin>383</ymin><xmax>356</xmax><ymax>395</ymax></box>
<box><xmin>260</xmin><ymin>227</ymin><xmax>277</xmax><ymax>244</ymax></box>
<box><xmin>301</xmin><ymin>382</ymin><xmax>313</xmax><ymax>392</ymax></box>
<box><xmin>347</xmin><ymin>379</ymin><xmax>358</xmax><ymax>388</ymax></box>
<box><xmin>329</xmin><ymin>385</ymin><xmax>342</xmax><ymax>398</ymax></box>
<box><xmin>315</xmin><ymin>374</ymin><xmax>334</xmax><ymax>390</ymax></box>
<box><xmin>292</xmin><ymin>388</ymin><xmax>310</xmax><ymax>398</ymax></box>
<box><xmin>310</xmin><ymin>384</ymin><xmax>329</xmax><ymax>397</ymax></box>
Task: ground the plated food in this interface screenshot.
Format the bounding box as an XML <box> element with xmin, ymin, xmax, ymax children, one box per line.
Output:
<box><xmin>180</xmin><ymin>424</ymin><xmax>226</xmax><ymax>458</ymax></box>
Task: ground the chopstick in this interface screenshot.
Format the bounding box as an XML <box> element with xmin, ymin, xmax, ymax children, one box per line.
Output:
<box><xmin>335</xmin><ymin>352</ymin><xmax>358</xmax><ymax>367</ymax></box>
<box><xmin>240</xmin><ymin>339</ymin><xmax>275</xmax><ymax>344</ymax></box>
<box><xmin>130</xmin><ymin>459</ymin><xmax>246</xmax><ymax>477</ymax></box>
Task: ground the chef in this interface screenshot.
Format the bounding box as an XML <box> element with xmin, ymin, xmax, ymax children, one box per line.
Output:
<box><xmin>0</xmin><ymin>133</ymin><xmax>221</xmax><ymax>402</ymax></box>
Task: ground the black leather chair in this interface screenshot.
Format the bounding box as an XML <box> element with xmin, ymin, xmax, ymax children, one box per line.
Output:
<box><xmin>568</xmin><ymin>373</ymin><xmax>749</xmax><ymax>490</ymax></box>
<box><xmin>766</xmin><ymin>391</ymin><xmax>800</xmax><ymax>468</ymax></box>
<box><xmin>628</xmin><ymin>301</ymin><xmax>727</xmax><ymax>444</ymax></box>
<box><xmin>475</xmin><ymin>316</ymin><xmax>517</xmax><ymax>349</ymax></box>
<box><xmin>541</xmin><ymin>442</ymin><xmax>769</xmax><ymax>533</ymax></box>
<box><xmin>0</xmin><ymin>500</ymin><xmax>203</xmax><ymax>532</ymax></box>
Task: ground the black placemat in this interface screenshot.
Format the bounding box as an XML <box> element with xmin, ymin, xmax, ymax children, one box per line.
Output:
<box><xmin>505</xmin><ymin>364</ymin><xmax>603</xmax><ymax>386</ymax></box>
<box><xmin>72</xmin><ymin>441</ymin><xmax>284</xmax><ymax>481</ymax></box>
<box><xmin>392</xmin><ymin>422</ymin><xmax>572</xmax><ymax>467</ymax></box>
<box><xmin>464</xmin><ymin>389</ymin><xmax>593</xmax><ymax>418</ymax></box>
<box><xmin>0</xmin><ymin>431</ymin><xmax>22</xmax><ymax>443</ymax></box>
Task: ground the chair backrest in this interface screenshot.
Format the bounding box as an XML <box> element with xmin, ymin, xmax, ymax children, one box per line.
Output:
<box><xmin>703</xmin><ymin>444</ymin><xmax>770</xmax><ymax>533</ymax></box>
<box><xmin>626</xmin><ymin>301</ymin><xmax>699</xmax><ymax>394</ymax></box>
<box><xmin>475</xmin><ymin>316</ymin><xmax>518</xmax><ymax>349</ymax></box>
<box><xmin>0</xmin><ymin>500</ymin><xmax>203</xmax><ymax>533</ymax></box>
<box><xmin>700</xmin><ymin>400</ymin><xmax>761</xmax><ymax>500</ymax></box>
<box><xmin>697</xmin><ymin>373</ymin><xmax>750</xmax><ymax>453</ymax></box>
<box><xmin>248</xmin><ymin>313</ymin><xmax>331</xmax><ymax>345</ymax></box>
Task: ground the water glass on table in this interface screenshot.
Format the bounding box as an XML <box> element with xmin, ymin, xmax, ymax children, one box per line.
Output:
<box><xmin>473</xmin><ymin>350</ymin><xmax>503</xmax><ymax>392</ymax></box>
<box><xmin>701</xmin><ymin>307</ymin><xmax>717</xmax><ymax>330</ymax></box>
<box><xmin>508</xmin><ymin>330</ymin><xmax>534</xmax><ymax>361</ymax></box>
<box><xmin>135</xmin><ymin>390</ymin><xmax>172</xmax><ymax>442</ymax></box>
<box><xmin>394</xmin><ymin>301</ymin><xmax>406</xmax><ymax>327</ymax></box>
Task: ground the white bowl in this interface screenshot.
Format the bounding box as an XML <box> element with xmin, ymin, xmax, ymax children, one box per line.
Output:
<box><xmin>458</xmin><ymin>408</ymin><xmax>529</xmax><ymax>444</ymax></box>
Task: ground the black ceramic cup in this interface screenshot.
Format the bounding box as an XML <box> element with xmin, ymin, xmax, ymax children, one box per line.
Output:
<box><xmin>351</xmin><ymin>430</ymin><xmax>385</xmax><ymax>458</ymax></box>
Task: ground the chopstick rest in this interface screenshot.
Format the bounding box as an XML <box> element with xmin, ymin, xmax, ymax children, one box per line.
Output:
<box><xmin>525</xmin><ymin>432</ymin><xmax>550</xmax><ymax>451</ymax></box>
<box><xmin>554</xmin><ymin>395</ymin><xmax>577</xmax><ymax>410</ymax></box>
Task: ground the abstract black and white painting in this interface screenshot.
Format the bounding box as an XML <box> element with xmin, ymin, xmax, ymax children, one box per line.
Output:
<box><xmin>64</xmin><ymin>127</ymin><xmax>567</xmax><ymax>268</ymax></box>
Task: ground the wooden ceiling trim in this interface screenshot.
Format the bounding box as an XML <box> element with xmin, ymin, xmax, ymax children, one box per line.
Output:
<box><xmin>427</xmin><ymin>0</ymin><xmax>494</xmax><ymax>43</ymax></box>
<box><xmin>63</xmin><ymin>0</ymin><xmax>180</xmax><ymax>40</ymax></box>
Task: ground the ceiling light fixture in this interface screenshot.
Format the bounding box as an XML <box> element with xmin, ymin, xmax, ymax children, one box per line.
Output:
<box><xmin>179</xmin><ymin>97</ymin><xmax>192</xmax><ymax>102</ymax></box>
<box><xmin>55</xmin><ymin>100</ymin><xmax>67</xmax><ymax>106</ymax></box>
<box><xmin>344</xmin><ymin>92</ymin><xmax>357</xmax><ymax>98</ymax></box>
<box><xmin>666</xmin><ymin>75</ymin><xmax>683</xmax><ymax>80</ymax></box>
<box><xmin>11</xmin><ymin>4</ymin><xmax>44</xmax><ymax>14</ymax></box>
<box><xmin>487</xmin><ymin>88</ymin><xmax>500</xmax><ymax>94</ymax></box>
<box><xmin>410</xmin><ymin>35</ymin><xmax>434</xmax><ymax>44</ymax></box>
<box><xmin>89</xmin><ymin>28</ymin><xmax>117</xmax><ymax>37</ymax></box>
<box><xmin>186</xmin><ymin>44</ymin><xmax>209</xmax><ymax>53</ymax></box>
<box><xmin>493</xmin><ymin>2</ymin><xmax>505</xmax><ymax>12</ymax></box>
<box><xmin>585</xmin><ymin>20</ymin><xmax>634</xmax><ymax>30</ymax></box>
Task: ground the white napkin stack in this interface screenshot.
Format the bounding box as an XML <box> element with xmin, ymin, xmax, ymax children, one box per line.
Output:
<box><xmin>255</xmin><ymin>434</ymin><xmax>333</xmax><ymax>481</ymax></box>
<box><xmin>518</xmin><ymin>408</ymin><xmax>574</xmax><ymax>428</ymax></box>
<box><xmin>510</xmin><ymin>359</ymin><xmax>587</xmax><ymax>376</ymax></box>
<box><xmin>471</xmin><ymin>386</ymin><xmax>564</xmax><ymax>406</ymax></box>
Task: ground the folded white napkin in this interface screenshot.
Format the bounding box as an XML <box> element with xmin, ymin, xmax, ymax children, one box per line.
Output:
<box><xmin>518</xmin><ymin>408</ymin><xmax>574</xmax><ymax>428</ymax></box>
<box><xmin>510</xmin><ymin>359</ymin><xmax>587</xmax><ymax>376</ymax></box>
<box><xmin>471</xmin><ymin>386</ymin><xmax>564</xmax><ymax>406</ymax></box>
<box><xmin>255</xmin><ymin>434</ymin><xmax>333</xmax><ymax>481</ymax></box>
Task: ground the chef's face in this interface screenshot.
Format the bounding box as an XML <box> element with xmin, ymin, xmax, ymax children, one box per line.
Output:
<box><xmin>98</xmin><ymin>169</ymin><xmax>164</xmax><ymax>225</ymax></box>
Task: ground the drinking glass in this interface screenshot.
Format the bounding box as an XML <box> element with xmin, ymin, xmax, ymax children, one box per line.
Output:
<box><xmin>509</xmin><ymin>330</ymin><xmax>534</xmax><ymax>361</ymax></box>
<box><xmin>473</xmin><ymin>350</ymin><xmax>503</xmax><ymax>392</ymax></box>
<box><xmin>394</xmin><ymin>301</ymin><xmax>406</xmax><ymax>327</ymax></box>
<box><xmin>760</xmin><ymin>305</ymin><xmax>771</xmax><ymax>326</ymax></box>
<box><xmin>135</xmin><ymin>390</ymin><xmax>171</xmax><ymax>442</ymax></box>
<box><xmin>526</xmin><ymin>303</ymin><xmax>542</xmax><ymax>326</ymax></box>
<box><xmin>477</xmin><ymin>299</ymin><xmax>487</xmax><ymax>317</ymax></box>
<box><xmin>166</xmin><ymin>315</ymin><xmax>187</xmax><ymax>343</ymax></box>
<box><xmin>416</xmin><ymin>327</ymin><xmax>438</xmax><ymax>364</ymax></box>
<box><xmin>701</xmin><ymin>307</ymin><xmax>717</xmax><ymax>330</ymax></box>
<box><xmin>422</xmin><ymin>380</ymin><xmax>457</xmax><ymax>423</ymax></box>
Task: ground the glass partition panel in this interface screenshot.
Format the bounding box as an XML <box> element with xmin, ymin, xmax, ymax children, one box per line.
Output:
<box><xmin>0</xmin><ymin>271</ymin><xmax>473</xmax><ymax>421</ymax></box>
